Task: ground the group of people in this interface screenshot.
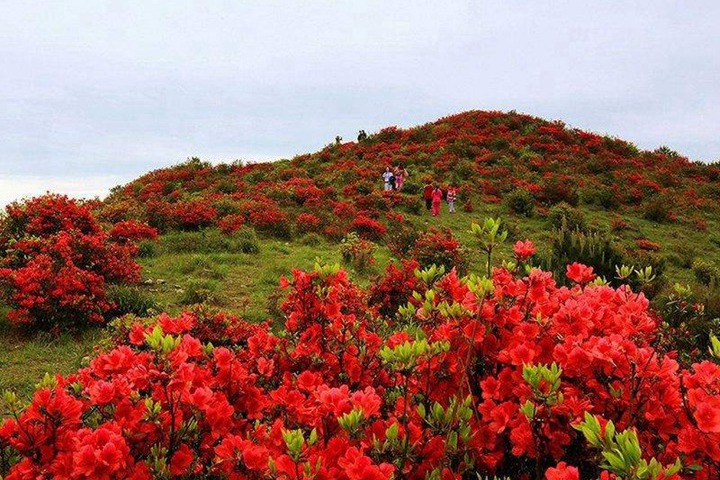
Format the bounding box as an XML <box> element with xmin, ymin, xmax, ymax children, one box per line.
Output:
<box><xmin>380</xmin><ymin>167</ymin><xmax>456</xmax><ymax>217</ymax></box>
<box><xmin>424</xmin><ymin>183</ymin><xmax>457</xmax><ymax>216</ymax></box>
<box><xmin>382</xmin><ymin>166</ymin><xmax>409</xmax><ymax>191</ymax></box>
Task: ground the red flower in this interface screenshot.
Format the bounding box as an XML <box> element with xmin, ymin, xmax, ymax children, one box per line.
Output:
<box><xmin>513</xmin><ymin>240</ymin><xmax>536</xmax><ymax>260</ymax></box>
<box><xmin>565</xmin><ymin>262</ymin><xmax>596</xmax><ymax>285</ymax></box>
<box><xmin>545</xmin><ymin>462</ymin><xmax>579</xmax><ymax>480</ymax></box>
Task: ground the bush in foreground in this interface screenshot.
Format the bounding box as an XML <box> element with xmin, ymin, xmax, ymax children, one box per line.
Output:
<box><xmin>2</xmin><ymin>237</ymin><xmax>720</xmax><ymax>478</ymax></box>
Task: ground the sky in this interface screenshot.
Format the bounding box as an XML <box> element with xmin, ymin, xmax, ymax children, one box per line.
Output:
<box><xmin>1</xmin><ymin>1</ymin><xmax>719</xmax><ymax>206</ymax></box>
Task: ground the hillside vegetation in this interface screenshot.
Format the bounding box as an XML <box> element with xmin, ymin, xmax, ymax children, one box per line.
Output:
<box><xmin>2</xmin><ymin>110</ymin><xmax>720</xmax><ymax>479</ymax></box>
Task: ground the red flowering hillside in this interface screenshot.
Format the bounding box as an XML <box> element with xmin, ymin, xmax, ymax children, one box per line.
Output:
<box><xmin>100</xmin><ymin>110</ymin><xmax>720</xmax><ymax>239</ymax></box>
<box><xmin>2</xmin><ymin>246</ymin><xmax>720</xmax><ymax>479</ymax></box>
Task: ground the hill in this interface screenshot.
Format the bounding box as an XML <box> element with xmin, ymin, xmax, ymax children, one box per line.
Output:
<box><xmin>3</xmin><ymin>110</ymin><xmax>720</xmax><ymax>479</ymax></box>
<box><xmin>101</xmin><ymin>109</ymin><xmax>720</xmax><ymax>288</ymax></box>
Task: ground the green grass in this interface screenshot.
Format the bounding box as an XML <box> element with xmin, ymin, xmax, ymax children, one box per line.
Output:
<box><xmin>1</xmin><ymin>200</ymin><xmax>719</xmax><ymax>410</ymax></box>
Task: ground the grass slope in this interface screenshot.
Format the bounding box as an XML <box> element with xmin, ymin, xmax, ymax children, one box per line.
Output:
<box><xmin>3</xmin><ymin>199</ymin><xmax>719</xmax><ymax>404</ymax></box>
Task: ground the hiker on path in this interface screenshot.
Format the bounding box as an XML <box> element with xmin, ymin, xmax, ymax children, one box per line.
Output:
<box><xmin>447</xmin><ymin>184</ymin><xmax>457</xmax><ymax>213</ymax></box>
<box><xmin>431</xmin><ymin>185</ymin><xmax>443</xmax><ymax>216</ymax></box>
<box><xmin>395</xmin><ymin>166</ymin><xmax>408</xmax><ymax>190</ymax></box>
<box><xmin>423</xmin><ymin>183</ymin><xmax>434</xmax><ymax>210</ymax></box>
<box><xmin>383</xmin><ymin>167</ymin><xmax>395</xmax><ymax>191</ymax></box>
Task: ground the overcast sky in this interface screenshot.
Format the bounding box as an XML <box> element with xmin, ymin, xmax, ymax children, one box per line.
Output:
<box><xmin>1</xmin><ymin>1</ymin><xmax>718</xmax><ymax>205</ymax></box>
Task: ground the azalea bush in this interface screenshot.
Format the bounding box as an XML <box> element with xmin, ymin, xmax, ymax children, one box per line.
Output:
<box><xmin>3</xmin><ymin>222</ymin><xmax>719</xmax><ymax>479</ymax></box>
<box><xmin>0</xmin><ymin>195</ymin><xmax>148</xmax><ymax>329</ymax></box>
<box><xmin>411</xmin><ymin>227</ymin><xmax>468</xmax><ymax>275</ymax></box>
<box><xmin>339</xmin><ymin>232</ymin><xmax>376</xmax><ymax>272</ymax></box>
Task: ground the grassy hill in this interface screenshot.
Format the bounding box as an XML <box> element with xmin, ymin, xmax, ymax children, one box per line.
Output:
<box><xmin>2</xmin><ymin>109</ymin><xmax>720</xmax><ymax>399</ymax></box>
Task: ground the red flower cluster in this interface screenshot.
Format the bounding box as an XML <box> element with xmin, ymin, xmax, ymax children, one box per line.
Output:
<box><xmin>0</xmin><ymin>195</ymin><xmax>148</xmax><ymax>328</ymax></box>
<box><xmin>4</xmin><ymin>254</ymin><xmax>718</xmax><ymax>479</ymax></box>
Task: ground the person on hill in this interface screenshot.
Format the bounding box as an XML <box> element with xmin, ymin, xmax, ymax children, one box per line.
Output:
<box><xmin>423</xmin><ymin>183</ymin><xmax>434</xmax><ymax>210</ymax></box>
<box><xmin>357</xmin><ymin>130</ymin><xmax>367</xmax><ymax>142</ymax></box>
<box><xmin>389</xmin><ymin>170</ymin><xmax>397</xmax><ymax>190</ymax></box>
<box><xmin>382</xmin><ymin>167</ymin><xmax>394</xmax><ymax>191</ymax></box>
<box><xmin>395</xmin><ymin>165</ymin><xmax>408</xmax><ymax>190</ymax></box>
<box><xmin>431</xmin><ymin>185</ymin><xmax>443</xmax><ymax>216</ymax></box>
<box><xmin>335</xmin><ymin>135</ymin><xmax>342</xmax><ymax>144</ymax></box>
<box><xmin>447</xmin><ymin>184</ymin><xmax>457</xmax><ymax>213</ymax></box>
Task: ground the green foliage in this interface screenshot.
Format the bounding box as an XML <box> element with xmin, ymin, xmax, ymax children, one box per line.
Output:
<box><xmin>180</xmin><ymin>279</ymin><xmax>220</xmax><ymax>305</ymax></box>
<box><xmin>339</xmin><ymin>233</ymin><xmax>376</xmax><ymax>273</ymax></box>
<box><xmin>657</xmin><ymin>283</ymin><xmax>720</xmax><ymax>365</ymax></box>
<box><xmin>299</xmin><ymin>232</ymin><xmax>323</xmax><ymax>247</ymax></box>
<box><xmin>576</xmin><ymin>412</ymin><xmax>682</xmax><ymax>480</ymax></box>
<box><xmin>545</xmin><ymin>224</ymin><xmax>623</xmax><ymax>284</ymax></box>
<box><xmin>106</xmin><ymin>285</ymin><xmax>157</xmax><ymax>317</ymax></box>
<box><xmin>471</xmin><ymin>217</ymin><xmax>508</xmax><ymax>276</ymax></box>
<box><xmin>642</xmin><ymin>196</ymin><xmax>674</xmax><ymax>223</ymax></box>
<box><xmin>234</xmin><ymin>226</ymin><xmax>260</xmax><ymax>254</ymax></box>
<box><xmin>161</xmin><ymin>228</ymin><xmax>256</xmax><ymax>254</ymax></box>
<box><xmin>137</xmin><ymin>240</ymin><xmax>156</xmax><ymax>258</ymax></box>
<box><xmin>692</xmin><ymin>260</ymin><xmax>720</xmax><ymax>286</ymax></box>
<box><xmin>505</xmin><ymin>188</ymin><xmax>535</xmax><ymax>217</ymax></box>
<box><xmin>548</xmin><ymin>202</ymin><xmax>586</xmax><ymax>231</ymax></box>
<box><xmin>581</xmin><ymin>184</ymin><xmax>619</xmax><ymax>209</ymax></box>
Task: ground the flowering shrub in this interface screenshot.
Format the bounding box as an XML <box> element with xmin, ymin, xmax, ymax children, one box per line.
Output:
<box><xmin>108</xmin><ymin>220</ymin><xmax>158</xmax><ymax>244</ymax></box>
<box><xmin>172</xmin><ymin>200</ymin><xmax>218</xmax><ymax>230</ymax></box>
<box><xmin>295</xmin><ymin>213</ymin><xmax>323</xmax><ymax>234</ymax></box>
<box><xmin>411</xmin><ymin>227</ymin><xmax>468</xmax><ymax>275</ymax></box>
<box><xmin>0</xmin><ymin>195</ymin><xmax>144</xmax><ymax>328</ymax></box>
<box><xmin>339</xmin><ymin>233</ymin><xmax>376</xmax><ymax>272</ymax></box>
<box><xmin>351</xmin><ymin>216</ymin><xmax>387</xmax><ymax>241</ymax></box>
<box><xmin>218</xmin><ymin>213</ymin><xmax>245</xmax><ymax>235</ymax></box>
<box><xmin>4</xmin><ymin>242</ymin><xmax>720</xmax><ymax>479</ymax></box>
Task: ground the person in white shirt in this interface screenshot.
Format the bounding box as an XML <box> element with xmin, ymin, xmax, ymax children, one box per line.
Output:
<box><xmin>382</xmin><ymin>167</ymin><xmax>394</xmax><ymax>191</ymax></box>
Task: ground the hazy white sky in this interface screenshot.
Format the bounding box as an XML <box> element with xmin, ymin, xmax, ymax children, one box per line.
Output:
<box><xmin>1</xmin><ymin>1</ymin><xmax>719</xmax><ymax>205</ymax></box>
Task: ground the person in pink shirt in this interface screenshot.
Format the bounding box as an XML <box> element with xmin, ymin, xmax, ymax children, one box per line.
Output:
<box><xmin>431</xmin><ymin>185</ymin><xmax>443</xmax><ymax>216</ymax></box>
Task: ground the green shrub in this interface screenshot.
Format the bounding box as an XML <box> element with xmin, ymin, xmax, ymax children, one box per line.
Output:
<box><xmin>505</xmin><ymin>188</ymin><xmax>535</xmax><ymax>217</ymax></box>
<box><xmin>581</xmin><ymin>185</ymin><xmax>619</xmax><ymax>209</ymax></box>
<box><xmin>400</xmin><ymin>179</ymin><xmax>421</xmax><ymax>195</ymax></box>
<box><xmin>107</xmin><ymin>285</ymin><xmax>157</xmax><ymax>317</ymax></box>
<box><xmin>161</xmin><ymin>230</ymin><xmax>227</xmax><ymax>254</ymax></box>
<box><xmin>692</xmin><ymin>260</ymin><xmax>720</xmax><ymax>286</ymax></box>
<box><xmin>710</xmin><ymin>234</ymin><xmax>720</xmax><ymax>248</ymax></box>
<box><xmin>642</xmin><ymin>196</ymin><xmax>674</xmax><ymax>223</ymax></box>
<box><xmin>299</xmin><ymin>232</ymin><xmax>323</xmax><ymax>247</ymax></box>
<box><xmin>669</xmin><ymin>242</ymin><xmax>698</xmax><ymax>269</ymax></box>
<box><xmin>137</xmin><ymin>240</ymin><xmax>156</xmax><ymax>258</ymax></box>
<box><xmin>180</xmin><ymin>280</ymin><xmax>220</xmax><ymax>305</ymax></box>
<box><xmin>622</xmin><ymin>249</ymin><xmax>667</xmax><ymax>297</ymax></box>
<box><xmin>544</xmin><ymin>224</ymin><xmax>623</xmax><ymax>284</ymax></box>
<box><xmin>547</xmin><ymin>202</ymin><xmax>586</xmax><ymax>231</ymax></box>
<box><xmin>234</xmin><ymin>226</ymin><xmax>260</xmax><ymax>254</ymax></box>
<box><xmin>386</xmin><ymin>225</ymin><xmax>419</xmax><ymax>258</ymax></box>
<box><xmin>658</xmin><ymin>283</ymin><xmax>720</xmax><ymax>365</ymax></box>
<box><xmin>339</xmin><ymin>233</ymin><xmax>376</xmax><ymax>273</ymax></box>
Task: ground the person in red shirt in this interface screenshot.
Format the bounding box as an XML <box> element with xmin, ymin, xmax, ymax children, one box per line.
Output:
<box><xmin>431</xmin><ymin>185</ymin><xmax>443</xmax><ymax>216</ymax></box>
<box><xmin>423</xmin><ymin>183</ymin><xmax>434</xmax><ymax>211</ymax></box>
